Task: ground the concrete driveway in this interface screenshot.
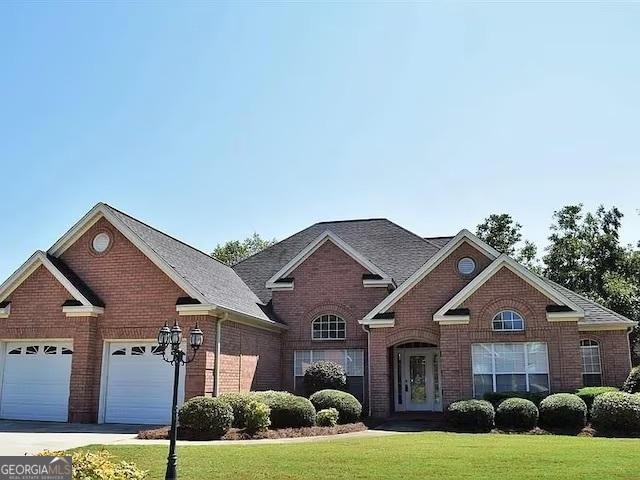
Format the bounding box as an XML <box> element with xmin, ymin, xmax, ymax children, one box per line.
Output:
<box><xmin>0</xmin><ymin>420</ymin><xmax>144</xmax><ymax>456</ymax></box>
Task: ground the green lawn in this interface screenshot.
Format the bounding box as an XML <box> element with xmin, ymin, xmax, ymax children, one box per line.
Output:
<box><xmin>90</xmin><ymin>432</ymin><xmax>639</xmax><ymax>480</ymax></box>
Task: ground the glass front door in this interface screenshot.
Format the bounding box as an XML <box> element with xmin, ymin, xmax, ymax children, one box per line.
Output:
<box><xmin>395</xmin><ymin>348</ymin><xmax>441</xmax><ymax>412</ymax></box>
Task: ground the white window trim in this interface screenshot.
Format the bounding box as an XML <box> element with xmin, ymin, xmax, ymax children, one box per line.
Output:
<box><xmin>311</xmin><ymin>314</ymin><xmax>347</xmax><ymax>341</ymax></box>
<box><xmin>580</xmin><ymin>339</ymin><xmax>603</xmax><ymax>382</ymax></box>
<box><xmin>492</xmin><ymin>310</ymin><xmax>525</xmax><ymax>332</ymax></box>
<box><xmin>471</xmin><ymin>342</ymin><xmax>550</xmax><ymax>397</ymax></box>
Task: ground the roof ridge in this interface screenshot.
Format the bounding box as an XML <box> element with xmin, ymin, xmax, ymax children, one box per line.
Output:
<box><xmin>315</xmin><ymin>218</ymin><xmax>387</xmax><ymax>225</ymax></box>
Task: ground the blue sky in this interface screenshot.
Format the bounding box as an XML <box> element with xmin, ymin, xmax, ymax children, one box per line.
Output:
<box><xmin>1</xmin><ymin>2</ymin><xmax>639</xmax><ymax>279</ymax></box>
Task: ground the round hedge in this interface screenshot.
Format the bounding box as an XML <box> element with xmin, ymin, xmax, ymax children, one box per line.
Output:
<box><xmin>575</xmin><ymin>387</ymin><xmax>619</xmax><ymax>414</ymax></box>
<box><xmin>178</xmin><ymin>396</ymin><xmax>233</xmax><ymax>437</ymax></box>
<box><xmin>218</xmin><ymin>392</ymin><xmax>253</xmax><ymax>428</ymax></box>
<box><xmin>621</xmin><ymin>366</ymin><xmax>640</xmax><ymax>394</ymax></box>
<box><xmin>244</xmin><ymin>400</ymin><xmax>271</xmax><ymax>433</ymax></box>
<box><xmin>309</xmin><ymin>389</ymin><xmax>362</xmax><ymax>424</ymax></box>
<box><xmin>316</xmin><ymin>408</ymin><xmax>339</xmax><ymax>427</ymax></box>
<box><xmin>591</xmin><ymin>391</ymin><xmax>640</xmax><ymax>434</ymax></box>
<box><xmin>446</xmin><ymin>400</ymin><xmax>495</xmax><ymax>432</ymax></box>
<box><xmin>539</xmin><ymin>393</ymin><xmax>587</xmax><ymax>430</ymax></box>
<box><xmin>252</xmin><ymin>391</ymin><xmax>316</xmax><ymax>428</ymax></box>
<box><xmin>495</xmin><ymin>398</ymin><xmax>538</xmax><ymax>431</ymax></box>
<box><xmin>303</xmin><ymin>361</ymin><xmax>347</xmax><ymax>396</ymax></box>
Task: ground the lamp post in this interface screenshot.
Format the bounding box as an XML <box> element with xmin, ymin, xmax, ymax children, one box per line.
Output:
<box><xmin>157</xmin><ymin>319</ymin><xmax>204</xmax><ymax>480</ymax></box>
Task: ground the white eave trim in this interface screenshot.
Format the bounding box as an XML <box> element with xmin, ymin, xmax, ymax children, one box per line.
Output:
<box><xmin>363</xmin><ymin>278</ymin><xmax>394</xmax><ymax>288</ymax></box>
<box><xmin>63</xmin><ymin>306</ymin><xmax>105</xmax><ymax>317</ymax></box>
<box><xmin>437</xmin><ymin>315</ymin><xmax>470</xmax><ymax>325</ymax></box>
<box><xmin>546</xmin><ymin>311</ymin><xmax>582</xmax><ymax>322</ymax></box>
<box><xmin>433</xmin><ymin>254</ymin><xmax>584</xmax><ymax>322</ymax></box>
<box><xmin>578</xmin><ymin>322</ymin><xmax>636</xmax><ymax>332</ymax></box>
<box><xmin>176</xmin><ymin>304</ymin><xmax>288</xmax><ymax>332</ymax></box>
<box><xmin>362</xmin><ymin>229</ymin><xmax>500</xmax><ymax>323</ymax></box>
<box><xmin>269</xmin><ymin>281</ymin><xmax>294</xmax><ymax>291</ymax></box>
<box><xmin>265</xmin><ymin>230</ymin><xmax>392</xmax><ymax>290</ymax></box>
<box><xmin>0</xmin><ymin>303</ymin><xmax>10</xmax><ymax>318</ymax></box>
<box><xmin>0</xmin><ymin>251</ymin><xmax>94</xmax><ymax>307</ymax></box>
<box><xmin>361</xmin><ymin>318</ymin><xmax>395</xmax><ymax>328</ymax></box>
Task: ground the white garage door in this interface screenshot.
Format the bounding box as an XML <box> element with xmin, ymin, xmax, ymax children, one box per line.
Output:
<box><xmin>0</xmin><ymin>342</ymin><xmax>73</xmax><ymax>422</ymax></box>
<box><xmin>102</xmin><ymin>342</ymin><xmax>185</xmax><ymax>424</ymax></box>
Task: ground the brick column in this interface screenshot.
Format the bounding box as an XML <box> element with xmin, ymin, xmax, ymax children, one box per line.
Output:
<box><xmin>369</xmin><ymin>329</ymin><xmax>391</xmax><ymax>418</ymax></box>
<box><xmin>69</xmin><ymin>316</ymin><xmax>99</xmax><ymax>422</ymax></box>
<box><xmin>183</xmin><ymin>316</ymin><xmax>216</xmax><ymax>400</ymax></box>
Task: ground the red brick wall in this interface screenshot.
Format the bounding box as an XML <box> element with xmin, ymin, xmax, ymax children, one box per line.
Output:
<box><xmin>271</xmin><ymin>241</ymin><xmax>389</xmax><ymax>400</ymax></box>
<box><xmin>580</xmin><ymin>329</ymin><xmax>632</xmax><ymax>387</ymax></box>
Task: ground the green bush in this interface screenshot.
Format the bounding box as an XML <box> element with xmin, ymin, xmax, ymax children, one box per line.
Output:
<box><xmin>303</xmin><ymin>361</ymin><xmax>347</xmax><ymax>396</ymax></box>
<box><xmin>446</xmin><ymin>400</ymin><xmax>495</xmax><ymax>432</ymax></box>
<box><xmin>178</xmin><ymin>396</ymin><xmax>233</xmax><ymax>437</ymax></box>
<box><xmin>218</xmin><ymin>392</ymin><xmax>253</xmax><ymax>428</ymax></box>
<box><xmin>244</xmin><ymin>400</ymin><xmax>271</xmax><ymax>433</ymax></box>
<box><xmin>621</xmin><ymin>366</ymin><xmax>640</xmax><ymax>393</ymax></box>
<box><xmin>539</xmin><ymin>393</ymin><xmax>587</xmax><ymax>430</ymax></box>
<box><xmin>483</xmin><ymin>391</ymin><xmax>548</xmax><ymax>408</ymax></box>
<box><xmin>309</xmin><ymin>389</ymin><xmax>362</xmax><ymax>424</ymax></box>
<box><xmin>495</xmin><ymin>398</ymin><xmax>538</xmax><ymax>431</ymax></box>
<box><xmin>576</xmin><ymin>387</ymin><xmax>619</xmax><ymax>413</ymax></box>
<box><xmin>253</xmin><ymin>391</ymin><xmax>316</xmax><ymax>428</ymax></box>
<box><xmin>38</xmin><ymin>450</ymin><xmax>147</xmax><ymax>480</ymax></box>
<box><xmin>316</xmin><ymin>408</ymin><xmax>339</xmax><ymax>427</ymax></box>
<box><xmin>591</xmin><ymin>391</ymin><xmax>640</xmax><ymax>434</ymax></box>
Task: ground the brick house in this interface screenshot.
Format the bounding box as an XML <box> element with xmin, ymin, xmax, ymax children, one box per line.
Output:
<box><xmin>0</xmin><ymin>203</ymin><xmax>634</xmax><ymax>423</ymax></box>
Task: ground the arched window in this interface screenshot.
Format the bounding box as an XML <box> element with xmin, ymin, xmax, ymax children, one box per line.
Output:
<box><xmin>580</xmin><ymin>339</ymin><xmax>602</xmax><ymax>386</ymax></box>
<box><xmin>492</xmin><ymin>310</ymin><xmax>524</xmax><ymax>331</ymax></box>
<box><xmin>312</xmin><ymin>314</ymin><xmax>346</xmax><ymax>340</ymax></box>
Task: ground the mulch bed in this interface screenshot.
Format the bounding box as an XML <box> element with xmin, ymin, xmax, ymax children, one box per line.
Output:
<box><xmin>138</xmin><ymin>423</ymin><xmax>367</xmax><ymax>441</ymax></box>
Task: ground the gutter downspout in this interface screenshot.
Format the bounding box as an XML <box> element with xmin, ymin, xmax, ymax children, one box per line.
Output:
<box><xmin>361</xmin><ymin>323</ymin><xmax>372</xmax><ymax>417</ymax></box>
<box><xmin>214</xmin><ymin>314</ymin><xmax>228</xmax><ymax>397</ymax></box>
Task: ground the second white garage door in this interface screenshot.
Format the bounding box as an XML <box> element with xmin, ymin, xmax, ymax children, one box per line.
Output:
<box><xmin>101</xmin><ymin>342</ymin><xmax>185</xmax><ymax>424</ymax></box>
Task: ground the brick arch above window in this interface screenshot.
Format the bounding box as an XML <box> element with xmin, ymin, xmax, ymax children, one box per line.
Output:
<box><xmin>385</xmin><ymin>327</ymin><xmax>440</xmax><ymax>348</ymax></box>
<box><xmin>474</xmin><ymin>298</ymin><xmax>536</xmax><ymax>331</ymax></box>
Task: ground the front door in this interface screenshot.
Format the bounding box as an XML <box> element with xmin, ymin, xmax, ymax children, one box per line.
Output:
<box><xmin>395</xmin><ymin>348</ymin><xmax>442</xmax><ymax>412</ymax></box>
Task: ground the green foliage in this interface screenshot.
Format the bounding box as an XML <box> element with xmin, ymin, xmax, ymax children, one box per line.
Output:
<box><xmin>211</xmin><ymin>233</ymin><xmax>277</xmax><ymax>266</ymax></box>
<box><xmin>446</xmin><ymin>400</ymin><xmax>495</xmax><ymax>432</ymax></box>
<box><xmin>309</xmin><ymin>389</ymin><xmax>362</xmax><ymax>424</ymax></box>
<box><xmin>483</xmin><ymin>391</ymin><xmax>548</xmax><ymax>407</ymax></box>
<box><xmin>218</xmin><ymin>392</ymin><xmax>253</xmax><ymax>428</ymax></box>
<box><xmin>316</xmin><ymin>408</ymin><xmax>339</xmax><ymax>427</ymax></box>
<box><xmin>178</xmin><ymin>396</ymin><xmax>233</xmax><ymax>437</ymax></box>
<box><xmin>538</xmin><ymin>393</ymin><xmax>587</xmax><ymax>430</ymax></box>
<box><xmin>303</xmin><ymin>361</ymin><xmax>347</xmax><ymax>396</ymax></box>
<box><xmin>621</xmin><ymin>366</ymin><xmax>640</xmax><ymax>393</ymax></box>
<box><xmin>476</xmin><ymin>213</ymin><xmax>539</xmax><ymax>271</ymax></box>
<box><xmin>591</xmin><ymin>391</ymin><xmax>640</xmax><ymax>434</ymax></box>
<box><xmin>244</xmin><ymin>400</ymin><xmax>271</xmax><ymax>433</ymax></box>
<box><xmin>38</xmin><ymin>450</ymin><xmax>147</xmax><ymax>480</ymax></box>
<box><xmin>252</xmin><ymin>391</ymin><xmax>316</xmax><ymax>428</ymax></box>
<box><xmin>495</xmin><ymin>398</ymin><xmax>539</xmax><ymax>431</ymax></box>
<box><xmin>575</xmin><ymin>386</ymin><xmax>619</xmax><ymax>412</ymax></box>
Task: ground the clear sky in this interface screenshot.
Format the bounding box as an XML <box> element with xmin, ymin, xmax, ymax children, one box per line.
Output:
<box><xmin>1</xmin><ymin>2</ymin><xmax>639</xmax><ymax>280</ymax></box>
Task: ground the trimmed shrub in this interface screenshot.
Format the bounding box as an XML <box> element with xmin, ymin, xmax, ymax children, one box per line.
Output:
<box><xmin>621</xmin><ymin>366</ymin><xmax>640</xmax><ymax>393</ymax></box>
<box><xmin>495</xmin><ymin>398</ymin><xmax>538</xmax><ymax>431</ymax></box>
<box><xmin>575</xmin><ymin>387</ymin><xmax>619</xmax><ymax>413</ymax></box>
<box><xmin>446</xmin><ymin>400</ymin><xmax>495</xmax><ymax>432</ymax></box>
<box><xmin>39</xmin><ymin>449</ymin><xmax>147</xmax><ymax>480</ymax></box>
<box><xmin>178</xmin><ymin>396</ymin><xmax>233</xmax><ymax>437</ymax></box>
<box><xmin>303</xmin><ymin>361</ymin><xmax>347</xmax><ymax>396</ymax></box>
<box><xmin>244</xmin><ymin>400</ymin><xmax>271</xmax><ymax>433</ymax></box>
<box><xmin>316</xmin><ymin>408</ymin><xmax>339</xmax><ymax>427</ymax></box>
<box><xmin>484</xmin><ymin>391</ymin><xmax>548</xmax><ymax>408</ymax></box>
<box><xmin>309</xmin><ymin>389</ymin><xmax>362</xmax><ymax>424</ymax></box>
<box><xmin>218</xmin><ymin>392</ymin><xmax>253</xmax><ymax>428</ymax></box>
<box><xmin>539</xmin><ymin>393</ymin><xmax>587</xmax><ymax>430</ymax></box>
<box><xmin>591</xmin><ymin>391</ymin><xmax>640</xmax><ymax>434</ymax></box>
<box><xmin>253</xmin><ymin>391</ymin><xmax>316</xmax><ymax>428</ymax></box>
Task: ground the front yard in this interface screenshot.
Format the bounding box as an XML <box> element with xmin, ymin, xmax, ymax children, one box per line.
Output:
<box><xmin>89</xmin><ymin>431</ymin><xmax>639</xmax><ymax>480</ymax></box>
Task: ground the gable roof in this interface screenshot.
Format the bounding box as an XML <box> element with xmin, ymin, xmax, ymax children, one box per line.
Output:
<box><xmin>265</xmin><ymin>230</ymin><xmax>393</xmax><ymax>289</ymax></box>
<box><xmin>433</xmin><ymin>254</ymin><xmax>584</xmax><ymax>321</ymax></box>
<box><xmin>0</xmin><ymin>250</ymin><xmax>103</xmax><ymax>307</ymax></box>
<box><xmin>47</xmin><ymin>203</ymin><xmax>279</xmax><ymax>327</ymax></box>
<box><xmin>233</xmin><ymin>218</ymin><xmax>443</xmax><ymax>303</ymax></box>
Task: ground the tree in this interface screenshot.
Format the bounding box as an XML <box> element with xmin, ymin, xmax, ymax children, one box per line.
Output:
<box><xmin>476</xmin><ymin>213</ymin><xmax>539</xmax><ymax>271</ymax></box>
<box><xmin>211</xmin><ymin>233</ymin><xmax>277</xmax><ymax>266</ymax></box>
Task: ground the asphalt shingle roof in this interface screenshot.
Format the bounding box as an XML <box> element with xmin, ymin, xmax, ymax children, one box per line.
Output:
<box><xmin>47</xmin><ymin>254</ymin><xmax>105</xmax><ymax>307</ymax></box>
<box><xmin>104</xmin><ymin>205</ymin><xmax>274</xmax><ymax>324</ymax></box>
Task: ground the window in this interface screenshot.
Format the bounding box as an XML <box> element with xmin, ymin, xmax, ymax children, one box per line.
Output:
<box><xmin>111</xmin><ymin>348</ymin><xmax>126</xmax><ymax>356</ymax></box>
<box><xmin>92</xmin><ymin>232</ymin><xmax>111</xmax><ymax>253</ymax></box>
<box><xmin>472</xmin><ymin>342</ymin><xmax>549</xmax><ymax>398</ymax></box>
<box><xmin>151</xmin><ymin>345</ymin><xmax>165</xmax><ymax>355</ymax></box>
<box><xmin>131</xmin><ymin>346</ymin><xmax>146</xmax><ymax>356</ymax></box>
<box><xmin>294</xmin><ymin>349</ymin><xmax>364</xmax><ymax>401</ymax></box>
<box><xmin>492</xmin><ymin>310</ymin><xmax>524</xmax><ymax>331</ymax></box>
<box><xmin>25</xmin><ymin>346</ymin><xmax>39</xmax><ymax>355</ymax></box>
<box><xmin>8</xmin><ymin>347</ymin><xmax>21</xmax><ymax>355</ymax></box>
<box><xmin>580</xmin><ymin>339</ymin><xmax>602</xmax><ymax>386</ymax></box>
<box><xmin>312</xmin><ymin>314</ymin><xmax>346</xmax><ymax>340</ymax></box>
<box><xmin>457</xmin><ymin>257</ymin><xmax>476</xmax><ymax>275</ymax></box>
<box><xmin>43</xmin><ymin>346</ymin><xmax>57</xmax><ymax>355</ymax></box>
<box><xmin>61</xmin><ymin>348</ymin><xmax>73</xmax><ymax>355</ymax></box>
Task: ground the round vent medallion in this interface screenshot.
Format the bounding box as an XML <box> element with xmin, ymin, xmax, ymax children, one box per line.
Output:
<box><xmin>457</xmin><ymin>257</ymin><xmax>476</xmax><ymax>275</ymax></box>
<box><xmin>92</xmin><ymin>232</ymin><xmax>111</xmax><ymax>253</ymax></box>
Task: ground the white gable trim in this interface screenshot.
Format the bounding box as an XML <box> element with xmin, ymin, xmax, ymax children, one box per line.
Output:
<box><xmin>0</xmin><ymin>251</ymin><xmax>94</xmax><ymax>306</ymax></box>
<box><xmin>433</xmin><ymin>254</ymin><xmax>584</xmax><ymax>322</ymax></box>
<box><xmin>362</xmin><ymin>229</ymin><xmax>500</xmax><ymax>323</ymax></box>
<box><xmin>265</xmin><ymin>230</ymin><xmax>393</xmax><ymax>290</ymax></box>
<box><xmin>47</xmin><ymin>203</ymin><xmax>209</xmax><ymax>305</ymax></box>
